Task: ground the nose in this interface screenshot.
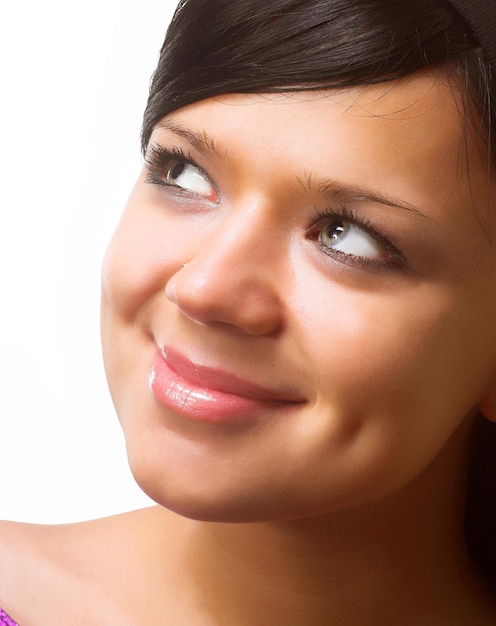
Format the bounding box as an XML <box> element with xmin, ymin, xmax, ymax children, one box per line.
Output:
<box><xmin>165</xmin><ymin>211</ymin><xmax>285</xmax><ymax>336</ymax></box>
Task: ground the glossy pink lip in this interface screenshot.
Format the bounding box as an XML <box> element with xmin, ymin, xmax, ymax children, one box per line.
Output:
<box><xmin>149</xmin><ymin>346</ymin><xmax>304</xmax><ymax>423</ymax></box>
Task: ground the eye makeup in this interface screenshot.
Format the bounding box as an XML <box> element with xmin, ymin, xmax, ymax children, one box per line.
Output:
<box><xmin>144</xmin><ymin>143</ymin><xmax>219</xmax><ymax>202</ymax></box>
<box><xmin>309</xmin><ymin>205</ymin><xmax>408</xmax><ymax>271</ymax></box>
<box><xmin>144</xmin><ymin>141</ymin><xmax>409</xmax><ymax>273</ymax></box>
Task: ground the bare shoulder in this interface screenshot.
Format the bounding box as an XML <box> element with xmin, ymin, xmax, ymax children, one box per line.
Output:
<box><xmin>0</xmin><ymin>506</ymin><xmax>172</xmax><ymax>625</ymax></box>
<box><xmin>0</xmin><ymin>506</ymin><xmax>163</xmax><ymax>571</ymax></box>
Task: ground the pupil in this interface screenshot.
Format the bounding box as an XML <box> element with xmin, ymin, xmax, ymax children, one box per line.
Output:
<box><xmin>168</xmin><ymin>162</ymin><xmax>186</xmax><ymax>181</ymax></box>
<box><xmin>329</xmin><ymin>222</ymin><xmax>346</xmax><ymax>240</ymax></box>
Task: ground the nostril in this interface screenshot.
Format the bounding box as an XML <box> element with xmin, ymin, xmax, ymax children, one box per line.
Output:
<box><xmin>164</xmin><ymin>255</ymin><xmax>284</xmax><ymax>335</ymax></box>
<box><xmin>165</xmin><ymin>261</ymin><xmax>191</xmax><ymax>304</ymax></box>
<box><xmin>165</xmin><ymin>274</ymin><xmax>179</xmax><ymax>305</ymax></box>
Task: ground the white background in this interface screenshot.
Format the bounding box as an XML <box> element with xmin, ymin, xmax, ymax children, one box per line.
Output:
<box><xmin>0</xmin><ymin>1</ymin><xmax>176</xmax><ymax>523</ymax></box>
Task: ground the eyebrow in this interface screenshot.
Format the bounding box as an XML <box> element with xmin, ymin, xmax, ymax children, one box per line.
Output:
<box><xmin>156</xmin><ymin>119</ymin><xmax>230</xmax><ymax>162</ymax></box>
<box><xmin>156</xmin><ymin>119</ymin><xmax>428</xmax><ymax>219</ymax></box>
<box><xmin>298</xmin><ymin>174</ymin><xmax>428</xmax><ymax>219</ymax></box>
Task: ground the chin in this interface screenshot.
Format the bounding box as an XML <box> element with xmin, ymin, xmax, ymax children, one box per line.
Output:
<box><xmin>129</xmin><ymin>465</ymin><xmax>281</xmax><ymax>524</ymax></box>
<box><xmin>126</xmin><ymin>455</ymin><xmax>310</xmax><ymax>524</ymax></box>
<box><xmin>125</xmin><ymin>447</ymin><xmax>376</xmax><ymax>525</ymax></box>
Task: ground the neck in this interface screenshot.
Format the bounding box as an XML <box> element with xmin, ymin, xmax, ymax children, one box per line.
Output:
<box><xmin>161</xmin><ymin>419</ymin><xmax>494</xmax><ymax>625</ymax></box>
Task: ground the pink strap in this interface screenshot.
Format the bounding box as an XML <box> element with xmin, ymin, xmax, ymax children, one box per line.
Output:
<box><xmin>0</xmin><ymin>608</ymin><xmax>18</xmax><ymax>626</ymax></box>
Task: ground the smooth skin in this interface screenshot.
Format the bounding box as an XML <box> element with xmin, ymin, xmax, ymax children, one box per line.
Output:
<box><xmin>2</xmin><ymin>71</ymin><xmax>496</xmax><ymax>625</ymax></box>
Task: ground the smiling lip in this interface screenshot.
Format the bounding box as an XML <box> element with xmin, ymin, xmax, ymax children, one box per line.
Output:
<box><xmin>149</xmin><ymin>346</ymin><xmax>304</xmax><ymax>423</ymax></box>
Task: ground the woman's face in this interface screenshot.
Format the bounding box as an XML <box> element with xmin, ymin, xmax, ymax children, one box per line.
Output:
<box><xmin>101</xmin><ymin>72</ymin><xmax>496</xmax><ymax>522</ymax></box>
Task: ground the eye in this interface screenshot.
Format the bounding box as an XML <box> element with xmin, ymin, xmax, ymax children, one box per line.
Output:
<box><xmin>144</xmin><ymin>144</ymin><xmax>218</xmax><ymax>202</ymax></box>
<box><xmin>312</xmin><ymin>207</ymin><xmax>406</xmax><ymax>270</ymax></box>
<box><xmin>166</xmin><ymin>161</ymin><xmax>215</xmax><ymax>198</ymax></box>
<box><xmin>319</xmin><ymin>219</ymin><xmax>382</xmax><ymax>258</ymax></box>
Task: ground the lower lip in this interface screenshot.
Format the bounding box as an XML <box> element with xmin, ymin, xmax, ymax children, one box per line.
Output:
<box><xmin>149</xmin><ymin>352</ymin><xmax>285</xmax><ymax>423</ymax></box>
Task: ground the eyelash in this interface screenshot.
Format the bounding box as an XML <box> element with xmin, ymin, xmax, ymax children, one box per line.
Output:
<box><xmin>144</xmin><ymin>144</ymin><xmax>213</xmax><ymax>193</ymax></box>
<box><xmin>144</xmin><ymin>143</ymin><xmax>406</xmax><ymax>272</ymax></box>
<box><xmin>310</xmin><ymin>205</ymin><xmax>407</xmax><ymax>271</ymax></box>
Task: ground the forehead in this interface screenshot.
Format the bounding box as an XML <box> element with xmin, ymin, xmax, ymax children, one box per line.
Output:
<box><xmin>164</xmin><ymin>72</ymin><xmax>464</xmax><ymax>148</ymax></box>
<box><xmin>158</xmin><ymin>72</ymin><xmax>492</xmax><ymax>224</ymax></box>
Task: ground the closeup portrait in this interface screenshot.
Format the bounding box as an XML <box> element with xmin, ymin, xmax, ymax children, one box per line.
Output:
<box><xmin>1</xmin><ymin>1</ymin><xmax>496</xmax><ymax>625</ymax></box>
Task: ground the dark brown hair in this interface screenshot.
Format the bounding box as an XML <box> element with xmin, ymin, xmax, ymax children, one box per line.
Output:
<box><xmin>141</xmin><ymin>0</ymin><xmax>494</xmax><ymax>161</ymax></box>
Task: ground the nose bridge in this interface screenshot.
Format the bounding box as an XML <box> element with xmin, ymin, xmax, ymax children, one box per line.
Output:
<box><xmin>200</xmin><ymin>200</ymin><xmax>279</xmax><ymax>268</ymax></box>
<box><xmin>166</xmin><ymin>199</ymin><xmax>285</xmax><ymax>334</ymax></box>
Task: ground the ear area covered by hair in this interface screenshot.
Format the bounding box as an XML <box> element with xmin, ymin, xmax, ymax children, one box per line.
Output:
<box><xmin>479</xmin><ymin>387</ymin><xmax>496</xmax><ymax>423</ymax></box>
<box><xmin>446</xmin><ymin>0</ymin><xmax>496</xmax><ymax>69</ymax></box>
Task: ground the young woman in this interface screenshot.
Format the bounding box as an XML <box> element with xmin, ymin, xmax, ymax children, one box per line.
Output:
<box><xmin>1</xmin><ymin>0</ymin><xmax>496</xmax><ymax>623</ymax></box>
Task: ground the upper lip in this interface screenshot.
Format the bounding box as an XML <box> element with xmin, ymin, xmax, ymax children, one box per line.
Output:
<box><xmin>158</xmin><ymin>345</ymin><xmax>305</xmax><ymax>404</ymax></box>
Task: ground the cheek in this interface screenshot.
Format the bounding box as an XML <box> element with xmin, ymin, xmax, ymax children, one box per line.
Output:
<box><xmin>101</xmin><ymin>194</ymin><xmax>186</xmax><ymax>323</ymax></box>
<box><xmin>100</xmin><ymin>194</ymin><xmax>174</xmax><ymax>403</ymax></box>
<box><xmin>274</xmin><ymin>282</ymin><xmax>481</xmax><ymax>507</ymax></box>
<box><xmin>293</xmin><ymin>275</ymin><xmax>482</xmax><ymax>448</ymax></box>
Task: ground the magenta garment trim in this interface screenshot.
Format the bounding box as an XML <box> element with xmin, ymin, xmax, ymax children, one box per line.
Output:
<box><xmin>0</xmin><ymin>608</ymin><xmax>18</xmax><ymax>626</ymax></box>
